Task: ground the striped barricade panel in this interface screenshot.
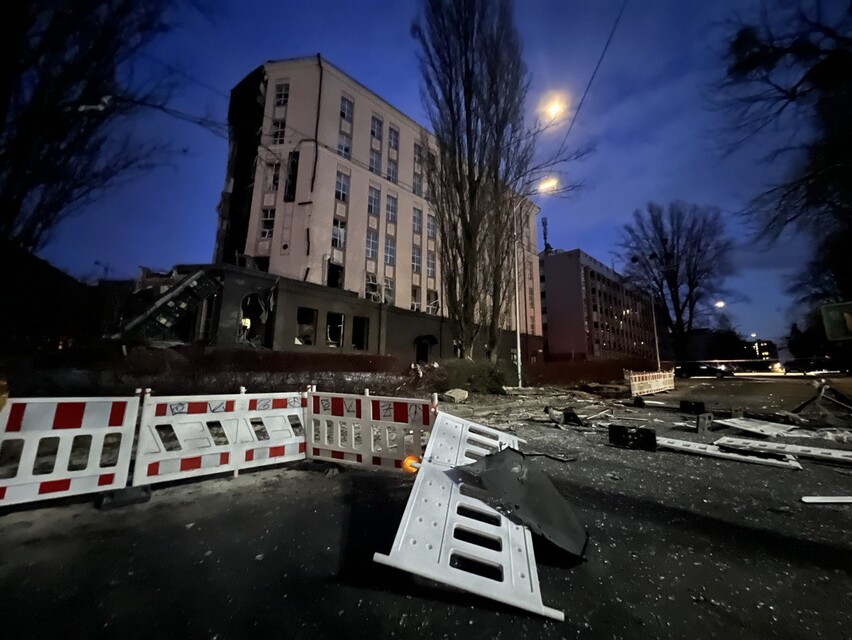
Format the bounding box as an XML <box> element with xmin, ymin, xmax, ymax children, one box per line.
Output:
<box><xmin>0</xmin><ymin>396</ymin><xmax>139</xmax><ymax>507</ymax></box>
<box><xmin>132</xmin><ymin>393</ymin><xmax>241</xmax><ymax>486</ymax></box>
<box><xmin>627</xmin><ymin>370</ymin><xmax>675</xmax><ymax>396</ymax></box>
<box><xmin>236</xmin><ymin>392</ymin><xmax>307</xmax><ymax>471</ymax></box>
<box><xmin>308</xmin><ymin>392</ymin><xmax>438</xmax><ymax>470</ymax></box>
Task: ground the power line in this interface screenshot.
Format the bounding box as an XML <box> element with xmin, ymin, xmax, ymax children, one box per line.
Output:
<box><xmin>557</xmin><ymin>0</ymin><xmax>629</xmax><ymax>152</ymax></box>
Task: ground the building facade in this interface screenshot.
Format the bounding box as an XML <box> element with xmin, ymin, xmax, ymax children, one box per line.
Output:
<box><xmin>214</xmin><ymin>55</ymin><xmax>541</xmax><ymax>350</ymax></box>
<box><xmin>539</xmin><ymin>249</ymin><xmax>655</xmax><ymax>360</ymax></box>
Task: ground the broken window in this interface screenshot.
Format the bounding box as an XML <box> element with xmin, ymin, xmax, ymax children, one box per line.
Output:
<box><xmin>283</xmin><ymin>151</ymin><xmax>299</xmax><ymax>202</ymax></box>
<box><xmin>426</xmin><ymin>290</ymin><xmax>439</xmax><ymax>315</ymax></box>
<box><xmin>411</xmin><ymin>285</ymin><xmax>421</xmax><ymax>311</ymax></box>
<box><xmin>326</xmin><ymin>312</ymin><xmax>344</xmax><ymax>348</ymax></box>
<box><xmin>264</xmin><ymin>162</ymin><xmax>280</xmax><ymax>192</ymax></box>
<box><xmin>337</xmin><ymin>132</ymin><xmax>351</xmax><ymax>159</ymax></box>
<box><xmin>295</xmin><ymin>307</ymin><xmax>317</xmax><ymax>345</ymax></box>
<box><xmin>335</xmin><ymin>171</ymin><xmax>350</xmax><ymax>202</ymax></box>
<box><xmin>388</xmin><ymin>126</ymin><xmax>399</xmax><ymax>150</ymax></box>
<box><xmin>365</xmin><ymin>274</ymin><xmax>381</xmax><ymax>302</ymax></box>
<box><xmin>327</xmin><ymin>263</ymin><xmax>344</xmax><ymax>289</ymax></box>
<box><xmin>271</xmin><ymin>120</ymin><xmax>286</xmax><ymax>145</ymax></box>
<box><xmin>332</xmin><ymin>219</ymin><xmax>346</xmax><ymax>249</ymax></box>
<box><xmin>340</xmin><ymin>95</ymin><xmax>354</xmax><ymax>122</ymax></box>
<box><xmin>275</xmin><ymin>82</ymin><xmax>290</xmax><ymax>106</ymax></box>
<box><xmin>352</xmin><ymin>316</ymin><xmax>369</xmax><ymax>350</ymax></box>
<box><xmin>371</xmin><ymin>115</ymin><xmax>383</xmax><ymax>140</ymax></box>
<box><xmin>259</xmin><ymin>208</ymin><xmax>275</xmax><ymax>239</ymax></box>
<box><xmin>383</xmin><ymin>278</ymin><xmax>395</xmax><ymax>305</ymax></box>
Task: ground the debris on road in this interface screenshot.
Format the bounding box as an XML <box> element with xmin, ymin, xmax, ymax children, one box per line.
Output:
<box><xmin>713</xmin><ymin>417</ymin><xmax>796</xmax><ymax>437</ymax></box>
<box><xmin>656</xmin><ymin>437</ymin><xmax>803</xmax><ymax>469</ymax></box>
<box><xmin>715</xmin><ymin>436</ymin><xmax>852</xmax><ymax>465</ymax></box>
<box><xmin>800</xmin><ymin>496</ymin><xmax>852</xmax><ymax>504</ymax></box>
<box><xmin>440</xmin><ymin>388</ymin><xmax>469</xmax><ymax>404</ymax></box>
<box><xmin>608</xmin><ymin>424</ymin><xmax>657</xmax><ymax>451</ymax></box>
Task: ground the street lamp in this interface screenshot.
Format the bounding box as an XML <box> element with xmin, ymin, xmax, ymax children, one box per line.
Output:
<box><xmin>512</xmin><ymin>177</ymin><xmax>558</xmax><ymax>388</ymax></box>
<box><xmin>538</xmin><ymin>92</ymin><xmax>568</xmax><ymax>122</ymax></box>
<box><xmin>714</xmin><ymin>300</ymin><xmax>726</xmax><ymax>309</ymax></box>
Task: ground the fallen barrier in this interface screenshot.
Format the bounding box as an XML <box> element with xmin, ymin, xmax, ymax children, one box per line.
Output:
<box><xmin>625</xmin><ymin>370</ymin><xmax>675</xmax><ymax>397</ymax></box>
<box><xmin>308</xmin><ymin>391</ymin><xmax>438</xmax><ymax>470</ymax></box>
<box><xmin>0</xmin><ymin>395</ymin><xmax>139</xmax><ymax>506</ymax></box>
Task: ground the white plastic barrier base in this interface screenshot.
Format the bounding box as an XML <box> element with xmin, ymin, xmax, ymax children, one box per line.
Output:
<box><xmin>133</xmin><ymin>391</ymin><xmax>307</xmax><ymax>486</ymax></box>
<box><xmin>626</xmin><ymin>370</ymin><xmax>675</xmax><ymax>396</ymax></box>
<box><xmin>308</xmin><ymin>391</ymin><xmax>437</xmax><ymax>470</ymax></box>
<box><xmin>374</xmin><ymin>412</ymin><xmax>564</xmax><ymax>621</ymax></box>
<box><xmin>0</xmin><ymin>396</ymin><xmax>139</xmax><ymax>506</ymax></box>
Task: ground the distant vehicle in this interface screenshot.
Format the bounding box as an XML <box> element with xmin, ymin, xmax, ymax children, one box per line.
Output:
<box><xmin>674</xmin><ymin>362</ymin><xmax>735</xmax><ymax>378</ymax></box>
<box><xmin>783</xmin><ymin>357</ymin><xmax>851</xmax><ymax>375</ymax></box>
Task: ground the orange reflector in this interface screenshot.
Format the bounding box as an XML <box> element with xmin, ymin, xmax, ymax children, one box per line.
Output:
<box><xmin>402</xmin><ymin>455</ymin><xmax>421</xmax><ymax>474</ymax></box>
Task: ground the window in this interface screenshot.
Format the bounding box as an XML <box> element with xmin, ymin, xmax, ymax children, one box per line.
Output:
<box><xmin>283</xmin><ymin>151</ymin><xmax>299</xmax><ymax>202</ymax></box>
<box><xmin>365</xmin><ymin>273</ymin><xmax>381</xmax><ymax>301</ymax></box>
<box><xmin>326</xmin><ymin>312</ymin><xmax>344</xmax><ymax>348</ymax></box>
<box><xmin>386</xmin><ymin>159</ymin><xmax>398</xmax><ymax>184</ymax></box>
<box><xmin>386</xmin><ymin>195</ymin><xmax>397</xmax><ymax>224</ymax></box>
<box><xmin>367</xmin><ymin>186</ymin><xmax>380</xmax><ymax>215</ymax></box>
<box><xmin>412</xmin><ymin>208</ymin><xmax>423</xmax><ymax>233</ymax></box>
<box><xmin>411</xmin><ymin>245</ymin><xmax>422</xmax><ymax>273</ymax></box>
<box><xmin>384</xmin><ymin>236</ymin><xmax>396</xmax><ymax>266</ymax></box>
<box><xmin>411</xmin><ymin>285</ymin><xmax>421</xmax><ymax>311</ymax></box>
<box><xmin>383</xmin><ymin>278</ymin><xmax>395</xmax><ymax>304</ymax></box>
<box><xmin>327</xmin><ymin>263</ymin><xmax>344</xmax><ymax>289</ymax></box>
<box><xmin>295</xmin><ymin>307</ymin><xmax>317</xmax><ymax>345</ymax></box>
<box><xmin>340</xmin><ymin>96</ymin><xmax>353</xmax><ymax>122</ymax></box>
<box><xmin>260</xmin><ymin>208</ymin><xmax>275</xmax><ymax>238</ymax></box>
<box><xmin>271</xmin><ymin>120</ymin><xmax>286</xmax><ymax>145</ymax></box>
<box><xmin>366</xmin><ymin>229</ymin><xmax>378</xmax><ymax>259</ymax></box>
<box><xmin>388</xmin><ymin>126</ymin><xmax>399</xmax><ymax>150</ymax></box>
<box><xmin>332</xmin><ymin>219</ymin><xmax>346</xmax><ymax>249</ymax></box>
<box><xmin>337</xmin><ymin>132</ymin><xmax>351</xmax><ymax>159</ymax></box>
<box><xmin>264</xmin><ymin>162</ymin><xmax>280</xmax><ymax>192</ymax></box>
<box><xmin>371</xmin><ymin>115</ymin><xmax>383</xmax><ymax>140</ymax></box>
<box><xmin>275</xmin><ymin>82</ymin><xmax>290</xmax><ymax>106</ymax></box>
<box><xmin>427</xmin><ymin>214</ymin><xmax>436</xmax><ymax>238</ymax></box>
<box><xmin>414</xmin><ymin>143</ymin><xmax>423</xmax><ymax>164</ymax></box>
<box><xmin>426</xmin><ymin>290</ymin><xmax>439</xmax><ymax>315</ymax></box>
<box><xmin>352</xmin><ymin>316</ymin><xmax>369</xmax><ymax>350</ymax></box>
<box><xmin>335</xmin><ymin>171</ymin><xmax>350</xmax><ymax>202</ymax></box>
<box><xmin>426</xmin><ymin>250</ymin><xmax>436</xmax><ymax>277</ymax></box>
<box><xmin>369</xmin><ymin>149</ymin><xmax>381</xmax><ymax>175</ymax></box>
<box><xmin>413</xmin><ymin>173</ymin><xmax>423</xmax><ymax>197</ymax></box>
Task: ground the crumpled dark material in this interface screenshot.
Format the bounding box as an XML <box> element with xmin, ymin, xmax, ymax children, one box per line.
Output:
<box><xmin>446</xmin><ymin>448</ymin><xmax>588</xmax><ymax>560</ymax></box>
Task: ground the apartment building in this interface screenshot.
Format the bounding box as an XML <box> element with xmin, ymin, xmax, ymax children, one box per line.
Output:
<box><xmin>539</xmin><ymin>249</ymin><xmax>655</xmax><ymax>360</ymax></box>
<box><xmin>214</xmin><ymin>55</ymin><xmax>541</xmax><ymax>346</ymax></box>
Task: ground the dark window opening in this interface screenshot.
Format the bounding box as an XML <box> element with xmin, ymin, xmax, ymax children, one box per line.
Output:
<box><xmin>326</xmin><ymin>312</ymin><xmax>344</xmax><ymax>348</ymax></box>
<box><xmin>283</xmin><ymin>151</ymin><xmax>299</xmax><ymax>202</ymax></box>
<box><xmin>328</xmin><ymin>263</ymin><xmax>344</xmax><ymax>289</ymax></box>
<box><xmin>352</xmin><ymin>316</ymin><xmax>369</xmax><ymax>350</ymax></box>
<box><xmin>295</xmin><ymin>307</ymin><xmax>317</xmax><ymax>345</ymax></box>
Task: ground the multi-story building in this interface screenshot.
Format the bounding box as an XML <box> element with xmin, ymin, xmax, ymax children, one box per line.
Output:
<box><xmin>214</xmin><ymin>55</ymin><xmax>541</xmax><ymax>351</ymax></box>
<box><xmin>539</xmin><ymin>249</ymin><xmax>655</xmax><ymax>361</ymax></box>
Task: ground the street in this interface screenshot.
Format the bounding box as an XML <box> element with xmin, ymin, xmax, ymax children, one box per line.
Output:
<box><xmin>1</xmin><ymin>376</ymin><xmax>850</xmax><ymax>639</ymax></box>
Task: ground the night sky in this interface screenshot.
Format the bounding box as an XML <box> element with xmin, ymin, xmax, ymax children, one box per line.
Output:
<box><xmin>40</xmin><ymin>0</ymin><xmax>809</xmax><ymax>346</ymax></box>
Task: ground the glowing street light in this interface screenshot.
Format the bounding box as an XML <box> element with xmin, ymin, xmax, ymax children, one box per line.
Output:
<box><xmin>713</xmin><ymin>300</ymin><xmax>726</xmax><ymax>308</ymax></box>
<box><xmin>538</xmin><ymin>92</ymin><xmax>569</xmax><ymax>122</ymax></box>
<box><xmin>750</xmin><ymin>332</ymin><xmax>758</xmax><ymax>338</ymax></box>
<box><xmin>538</xmin><ymin>177</ymin><xmax>558</xmax><ymax>193</ymax></box>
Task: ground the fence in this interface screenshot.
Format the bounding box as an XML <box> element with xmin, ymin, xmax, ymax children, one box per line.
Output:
<box><xmin>624</xmin><ymin>369</ymin><xmax>675</xmax><ymax>396</ymax></box>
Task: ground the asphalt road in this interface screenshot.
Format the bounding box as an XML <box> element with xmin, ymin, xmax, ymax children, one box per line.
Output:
<box><xmin>1</xmin><ymin>377</ymin><xmax>850</xmax><ymax>639</ymax></box>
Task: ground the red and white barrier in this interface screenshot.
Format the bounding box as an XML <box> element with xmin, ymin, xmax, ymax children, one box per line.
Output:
<box><xmin>308</xmin><ymin>391</ymin><xmax>438</xmax><ymax>470</ymax></box>
<box><xmin>0</xmin><ymin>395</ymin><xmax>139</xmax><ymax>506</ymax></box>
<box><xmin>236</xmin><ymin>392</ymin><xmax>307</xmax><ymax>471</ymax></box>
<box><xmin>625</xmin><ymin>370</ymin><xmax>675</xmax><ymax>396</ymax></box>
<box><xmin>132</xmin><ymin>392</ymin><xmax>242</xmax><ymax>486</ymax></box>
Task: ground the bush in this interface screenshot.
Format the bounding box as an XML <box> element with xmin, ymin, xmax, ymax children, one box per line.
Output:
<box><xmin>433</xmin><ymin>359</ymin><xmax>516</xmax><ymax>395</ymax></box>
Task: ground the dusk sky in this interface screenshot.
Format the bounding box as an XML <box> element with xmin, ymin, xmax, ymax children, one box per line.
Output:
<box><xmin>40</xmin><ymin>0</ymin><xmax>810</xmax><ymax>346</ymax></box>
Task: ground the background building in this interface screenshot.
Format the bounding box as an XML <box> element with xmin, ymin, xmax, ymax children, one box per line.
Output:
<box><xmin>214</xmin><ymin>54</ymin><xmax>541</xmax><ymax>344</ymax></box>
<box><xmin>539</xmin><ymin>248</ymin><xmax>656</xmax><ymax>361</ymax></box>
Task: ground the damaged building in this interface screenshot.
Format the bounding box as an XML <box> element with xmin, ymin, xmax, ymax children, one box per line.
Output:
<box><xmin>116</xmin><ymin>55</ymin><xmax>543</xmax><ymax>362</ymax></box>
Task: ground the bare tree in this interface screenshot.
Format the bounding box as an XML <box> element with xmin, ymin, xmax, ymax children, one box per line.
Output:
<box><xmin>620</xmin><ymin>202</ymin><xmax>735</xmax><ymax>360</ymax></box>
<box><xmin>413</xmin><ymin>0</ymin><xmax>584</xmax><ymax>361</ymax></box>
<box><xmin>0</xmin><ymin>1</ymin><xmax>191</xmax><ymax>252</ymax></box>
<box><xmin>717</xmin><ymin>1</ymin><xmax>852</xmax><ymax>300</ymax></box>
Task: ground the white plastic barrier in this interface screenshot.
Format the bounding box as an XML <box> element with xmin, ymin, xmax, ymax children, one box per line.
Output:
<box><xmin>374</xmin><ymin>412</ymin><xmax>563</xmax><ymax>621</ymax></box>
<box><xmin>626</xmin><ymin>369</ymin><xmax>675</xmax><ymax>396</ymax></box>
<box><xmin>236</xmin><ymin>392</ymin><xmax>307</xmax><ymax>471</ymax></box>
<box><xmin>0</xmin><ymin>395</ymin><xmax>139</xmax><ymax>506</ymax></box>
<box><xmin>308</xmin><ymin>391</ymin><xmax>438</xmax><ymax>470</ymax></box>
<box><xmin>133</xmin><ymin>392</ymin><xmax>243</xmax><ymax>486</ymax></box>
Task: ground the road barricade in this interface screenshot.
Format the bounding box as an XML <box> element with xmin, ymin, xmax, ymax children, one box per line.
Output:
<box><xmin>0</xmin><ymin>395</ymin><xmax>139</xmax><ymax>506</ymax></box>
<box><xmin>133</xmin><ymin>392</ymin><xmax>242</xmax><ymax>486</ymax></box>
<box><xmin>236</xmin><ymin>392</ymin><xmax>307</xmax><ymax>471</ymax></box>
<box><xmin>308</xmin><ymin>391</ymin><xmax>438</xmax><ymax>470</ymax></box>
<box><xmin>625</xmin><ymin>370</ymin><xmax>675</xmax><ymax>396</ymax></box>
